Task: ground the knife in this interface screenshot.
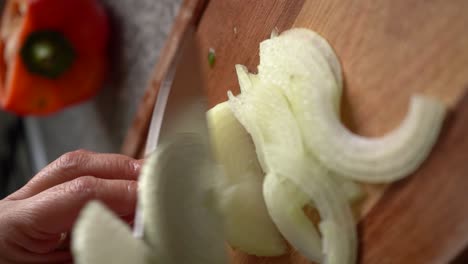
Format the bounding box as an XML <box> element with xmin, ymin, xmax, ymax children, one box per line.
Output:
<box><xmin>133</xmin><ymin>25</ymin><xmax>208</xmax><ymax>238</ymax></box>
<box><xmin>134</xmin><ymin>25</ymin><xmax>228</xmax><ymax>264</ymax></box>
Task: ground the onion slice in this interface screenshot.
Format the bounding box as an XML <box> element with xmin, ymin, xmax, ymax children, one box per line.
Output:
<box><xmin>258</xmin><ymin>28</ymin><xmax>342</xmax><ymax>113</ymax></box>
<box><xmin>207</xmin><ymin>101</ymin><xmax>286</xmax><ymax>256</ymax></box>
<box><xmin>302</xmin><ymin>93</ymin><xmax>446</xmax><ymax>183</ymax></box>
<box><xmin>208</xmin><ymin>101</ymin><xmax>264</xmax><ymax>185</ymax></box>
<box><xmin>267</xmin><ymin>155</ymin><xmax>357</xmax><ymax>264</ymax></box>
<box><xmin>257</xmin><ymin>28</ymin><xmax>446</xmax><ymax>183</ymax></box>
<box><xmin>228</xmin><ymin>80</ymin><xmax>357</xmax><ymax>264</ymax></box>
<box><xmin>72</xmin><ymin>201</ymin><xmax>155</xmax><ymax>264</ymax></box>
<box><xmin>228</xmin><ymin>78</ymin><xmax>305</xmax><ymax>172</ymax></box>
<box><xmin>139</xmin><ymin>136</ymin><xmax>227</xmax><ymax>264</ymax></box>
<box><xmin>263</xmin><ymin>173</ymin><xmax>323</xmax><ymax>262</ymax></box>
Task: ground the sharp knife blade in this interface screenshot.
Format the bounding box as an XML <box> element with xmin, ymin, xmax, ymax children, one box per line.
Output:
<box><xmin>133</xmin><ymin>26</ymin><xmax>210</xmax><ymax>238</ymax></box>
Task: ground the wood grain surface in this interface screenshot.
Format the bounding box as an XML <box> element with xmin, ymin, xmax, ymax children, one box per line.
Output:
<box><xmin>359</xmin><ymin>94</ymin><xmax>468</xmax><ymax>263</ymax></box>
<box><xmin>123</xmin><ymin>0</ymin><xmax>468</xmax><ymax>263</ymax></box>
<box><xmin>196</xmin><ymin>0</ymin><xmax>305</xmax><ymax>108</ymax></box>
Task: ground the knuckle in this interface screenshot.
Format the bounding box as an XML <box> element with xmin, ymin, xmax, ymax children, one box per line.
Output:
<box><xmin>25</xmin><ymin>150</ymin><xmax>93</xmax><ymax>190</ymax></box>
<box><xmin>66</xmin><ymin>176</ymin><xmax>99</xmax><ymax>196</ymax></box>
<box><xmin>55</xmin><ymin>150</ymin><xmax>91</xmax><ymax>171</ymax></box>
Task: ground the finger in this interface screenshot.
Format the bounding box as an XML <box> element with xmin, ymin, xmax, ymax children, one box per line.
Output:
<box><xmin>0</xmin><ymin>202</ymin><xmax>72</xmax><ymax>264</ymax></box>
<box><xmin>14</xmin><ymin>176</ymin><xmax>137</xmax><ymax>255</ymax></box>
<box><xmin>10</xmin><ymin>231</ymin><xmax>65</xmax><ymax>255</ymax></box>
<box><xmin>0</xmin><ymin>243</ymin><xmax>71</xmax><ymax>264</ymax></box>
<box><xmin>8</xmin><ymin>150</ymin><xmax>142</xmax><ymax>200</ymax></box>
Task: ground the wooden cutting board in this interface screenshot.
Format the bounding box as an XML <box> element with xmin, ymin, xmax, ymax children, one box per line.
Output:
<box><xmin>123</xmin><ymin>0</ymin><xmax>468</xmax><ymax>263</ymax></box>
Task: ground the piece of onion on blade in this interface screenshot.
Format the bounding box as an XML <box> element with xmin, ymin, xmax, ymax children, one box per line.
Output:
<box><xmin>139</xmin><ymin>136</ymin><xmax>228</xmax><ymax>264</ymax></box>
<box><xmin>208</xmin><ymin>101</ymin><xmax>263</xmax><ymax>185</ymax></box>
<box><xmin>218</xmin><ymin>179</ymin><xmax>287</xmax><ymax>256</ymax></box>
<box><xmin>207</xmin><ymin>101</ymin><xmax>286</xmax><ymax>256</ymax></box>
<box><xmin>72</xmin><ymin>201</ymin><xmax>155</xmax><ymax>264</ymax></box>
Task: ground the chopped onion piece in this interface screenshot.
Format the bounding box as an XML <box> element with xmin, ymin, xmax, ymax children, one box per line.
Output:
<box><xmin>208</xmin><ymin>101</ymin><xmax>264</xmax><ymax>185</ymax></box>
<box><xmin>258</xmin><ymin>28</ymin><xmax>446</xmax><ymax>183</ymax></box>
<box><xmin>303</xmin><ymin>92</ymin><xmax>446</xmax><ymax>182</ymax></box>
<box><xmin>228</xmin><ymin>79</ymin><xmax>305</xmax><ymax>173</ymax></box>
<box><xmin>281</xmin><ymin>28</ymin><xmax>343</xmax><ymax>89</ymax></box>
<box><xmin>333</xmin><ymin>175</ymin><xmax>365</xmax><ymax>204</ymax></box>
<box><xmin>72</xmin><ymin>201</ymin><xmax>155</xmax><ymax>264</ymax></box>
<box><xmin>236</xmin><ymin>64</ymin><xmax>253</xmax><ymax>94</ymax></box>
<box><xmin>218</xmin><ymin>179</ymin><xmax>287</xmax><ymax>256</ymax></box>
<box><xmin>267</xmin><ymin>154</ymin><xmax>357</xmax><ymax>264</ymax></box>
<box><xmin>228</xmin><ymin>80</ymin><xmax>357</xmax><ymax>264</ymax></box>
<box><xmin>139</xmin><ymin>137</ymin><xmax>227</xmax><ymax>264</ymax></box>
<box><xmin>263</xmin><ymin>173</ymin><xmax>323</xmax><ymax>262</ymax></box>
<box><xmin>207</xmin><ymin>102</ymin><xmax>286</xmax><ymax>256</ymax></box>
<box><xmin>258</xmin><ymin>28</ymin><xmax>342</xmax><ymax>113</ymax></box>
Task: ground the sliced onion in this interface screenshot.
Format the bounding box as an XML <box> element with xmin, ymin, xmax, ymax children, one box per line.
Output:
<box><xmin>266</xmin><ymin>153</ymin><xmax>357</xmax><ymax>264</ymax></box>
<box><xmin>139</xmin><ymin>137</ymin><xmax>227</xmax><ymax>264</ymax></box>
<box><xmin>332</xmin><ymin>175</ymin><xmax>365</xmax><ymax>204</ymax></box>
<box><xmin>207</xmin><ymin>101</ymin><xmax>286</xmax><ymax>256</ymax></box>
<box><xmin>281</xmin><ymin>28</ymin><xmax>343</xmax><ymax>89</ymax></box>
<box><xmin>72</xmin><ymin>201</ymin><xmax>154</xmax><ymax>264</ymax></box>
<box><xmin>228</xmin><ymin>79</ymin><xmax>306</xmax><ymax>173</ymax></box>
<box><xmin>302</xmin><ymin>93</ymin><xmax>446</xmax><ymax>183</ymax></box>
<box><xmin>235</xmin><ymin>64</ymin><xmax>254</xmax><ymax>94</ymax></box>
<box><xmin>218</xmin><ymin>179</ymin><xmax>287</xmax><ymax>256</ymax></box>
<box><xmin>228</xmin><ymin>80</ymin><xmax>357</xmax><ymax>264</ymax></box>
<box><xmin>263</xmin><ymin>173</ymin><xmax>323</xmax><ymax>262</ymax></box>
<box><xmin>258</xmin><ymin>28</ymin><xmax>342</xmax><ymax>113</ymax></box>
<box><xmin>208</xmin><ymin>101</ymin><xmax>264</xmax><ymax>185</ymax></box>
<box><xmin>257</xmin><ymin>28</ymin><xmax>446</xmax><ymax>183</ymax></box>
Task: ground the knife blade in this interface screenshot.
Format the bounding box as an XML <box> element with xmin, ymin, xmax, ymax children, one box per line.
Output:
<box><xmin>133</xmin><ymin>26</ymin><xmax>211</xmax><ymax>238</ymax></box>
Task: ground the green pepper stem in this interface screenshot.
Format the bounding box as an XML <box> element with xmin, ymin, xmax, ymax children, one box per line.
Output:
<box><xmin>20</xmin><ymin>30</ymin><xmax>75</xmax><ymax>79</ymax></box>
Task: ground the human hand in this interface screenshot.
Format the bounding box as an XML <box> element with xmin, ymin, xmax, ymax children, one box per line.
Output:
<box><xmin>0</xmin><ymin>150</ymin><xmax>141</xmax><ymax>263</ymax></box>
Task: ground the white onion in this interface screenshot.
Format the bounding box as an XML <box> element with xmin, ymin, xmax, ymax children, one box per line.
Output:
<box><xmin>139</xmin><ymin>138</ymin><xmax>227</xmax><ymax>264</ymax></box>
<box><xmin>72</xmin><ymin>201</ymin><xmax>154</xmax><ymax>264</ymax></box>
<box><xmin>257</xmin><ymin>28</ymin><xmax>446</xmax><ymax>183</ymax></box>
<box><xmin>228</xmin><ymin>80</ymin><xmax>357</xmax><ymax>264</ymax></box>
<box><xmin>207</xmin><ymin>101</ymin><xmax>286</xmax><ymax>256</ymax></box>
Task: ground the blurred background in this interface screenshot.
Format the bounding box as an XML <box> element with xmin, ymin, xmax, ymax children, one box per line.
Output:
<box><xmin>0</xmin><ymin>0</ymin><xmax>182</xmax><ymax>197</ymax></box>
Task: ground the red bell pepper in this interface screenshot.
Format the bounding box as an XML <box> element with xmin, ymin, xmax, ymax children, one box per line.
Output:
<box><xmin>0</xmin><ymin>0</ymin><xmax>109</xmax><ymax>115</ymax></box>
